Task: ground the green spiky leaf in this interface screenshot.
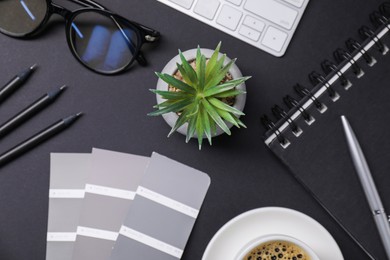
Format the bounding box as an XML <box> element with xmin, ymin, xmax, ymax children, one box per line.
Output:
<box><xmin>195</xmin><ymin>110</ymin><xmax>204</xmax><ymax>150</ymax></box>
<box><xmin>204</xmin><ymin>77</ymin><xmax>250</xmax><ymax>97</ymax></box>
<box><xmin>208</xmin><ymin>97</ymin><xmax>245</xmax><ymax>116</ymax></box>
<box><xmin>176</xmin><ymin>63</ymin><xmax>193</xmax><ymax>87</ymax></box>
<box><xmin>179</xmin><ymin>50</ymin><xmax>197</xmax><ymax>84</ymax></box>
<box><xmin>186</xmin><ymin>114</ymin><xmax>197</xmax><ymax>143</ymax></box>
<box><xmin>147</xmin><ymin>99</ymin><xmax>192</xmax><ymax>116</ymax></box>
<box><xmin>168</xmin><ymin>105</ymin><xmax>194</xmax><ymax>137</ymax></box>
<box><xmin>214</xmin><ymin>89</ymin><xmax>246</xmax><ymax>98</ymax></box>
<box><xmin>205</xmin><ymin>53</ymin><xmax>225</xmax><ymax>86</ymax></box>
<box><xmin>202</xmin><ymin>99</ymin><xmax>231</xmax><ymax>135</ymax></box>
<box><xmin>156</xmin><ymin>72</ymin><xmax>195</xmax><ymax>94</ymax></box>
<box><xmin>198</xmin><ymin>54</ymin><xmax>206</xmax><ymax>92</ymax></box>
<box><xmin>150</xmin><ymin>89</ymin><xmax>190</xmax><ymax>99</ymax></box>
<box><xmin>195</xmin><ymin>46</ymin><xmax>202</xmax><ymax>79</ymax></box>
<box><xmin>205</xmin><ymin>58</ymin><xmax>236</xmax><ymax>89</ymax></box>
<box><xmin>205</xmin><ymin>42</ymin><xmax>221</xmax><ymax>79</ymax></box>
<box><xmin>215</xmin><ymin>108</ymin><xmax>240</xmax><ymax>128</ymax></box>
<box><xmin>200</xmin><ymin>106</ymin><xmax>212</xmax><ymax>145</ymax></box>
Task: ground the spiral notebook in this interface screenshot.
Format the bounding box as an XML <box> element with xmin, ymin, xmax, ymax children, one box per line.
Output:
<box><xmin>262</xmin><ymin>3</ymin><xmax>390</xmax><ymax>259</ymax></box>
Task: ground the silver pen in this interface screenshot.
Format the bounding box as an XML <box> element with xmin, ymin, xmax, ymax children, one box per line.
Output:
<box><xmin>341</xmin><ymin>115</ymin><xmax>390</xmax><ymax>259</ymax></box>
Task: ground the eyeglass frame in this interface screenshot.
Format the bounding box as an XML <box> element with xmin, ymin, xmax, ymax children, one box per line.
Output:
<box><xmin>0</xmin><ymin>0</ymin><xmax>161</xmax><ymax>75</ymax></box>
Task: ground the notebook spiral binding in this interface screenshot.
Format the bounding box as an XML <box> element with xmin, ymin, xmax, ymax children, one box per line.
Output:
<box><xmin>262</xmin><ymin>2</ymin><xmax>390</xmax><ymax>149</ymax></box>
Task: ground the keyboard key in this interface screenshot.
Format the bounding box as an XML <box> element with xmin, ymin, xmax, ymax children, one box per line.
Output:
<box><xmin>244</xmin><ymin>0</ymin><xmax>298</xmax><ymax>30</ymax></box>
<box><xmin>167</xmin><ymin>0</ymin><xmax>194</xmax><ymax>9</ymax></box>
<box><xmin>282</xmin><ymin>0</ymin><xmax>304</xmax><ymax>8</ymax></box>
<box><xmin>225</xmin><ymin>0</ymin><xmax>243</xmax><ymax>6</ymax></box>
<box><xmin>157</xmin><ymin>0</ymin><xmax>310</xmax><ymax>56</ymax></box>
<box><xmin>239</xmin><ymin>25</ymin><xmax>261</xmax><ymax>41</ymax></box>
<box><xmin>194</xmin><ymin>0</ymin><xmax>220</xmax><ymax>20</ymax></box>
<box><xmin>217</xmin><ymin>5</ymin><xmax>243</xmax><ymax>31</ymax></box>
<box><xmin>261</xmin><ymin>26</ymin><xmax>288</xmax><ymax>52</ymax></box>
<box><xmin>243</xmin><ymin>16</ymin><xmax>265</xmax><ymax>32</ymax></box>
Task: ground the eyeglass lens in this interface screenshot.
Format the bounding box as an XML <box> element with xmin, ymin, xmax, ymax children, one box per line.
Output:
<box><xmin>0</xmin><ymin>0</ymin><xmax>48</xmax><ymax>35</ymax></box>
<box><xmin>70</xmin><ymin>12</ymin><xmax>139</xmax><ymax>73</ymax></box>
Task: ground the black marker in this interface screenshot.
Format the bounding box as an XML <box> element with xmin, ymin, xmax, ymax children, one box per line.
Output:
<box><xmin>0</xmin><ymin>85</ymin><xmax>67</xmax><ymax>139</ymax></box>
<box><xmin>0</xmin><ymin>64</ymin><xmax>37</xmax><ymax>104</ymax></box>
<box><xmin>0</xmin><ymin>112</ymin><xmax>82</xmax><ymax>167</ymax></box>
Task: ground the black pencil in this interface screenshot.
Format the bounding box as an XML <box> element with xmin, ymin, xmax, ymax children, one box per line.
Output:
<box><xmin>0</xmin><ymin>64</ymin><xmax>37</xmax><ymax>104</ymax></box>
<box><xmin>0</xmin><ymin>112</ymin><xmax>82</xmax><ymax>167</ymax></box>
<box><xmin>0</xmin><ymin>85</ymin><xmax>67</xmax><ymax>139</ymax></box>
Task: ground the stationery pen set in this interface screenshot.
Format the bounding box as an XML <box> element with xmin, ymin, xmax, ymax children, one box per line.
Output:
<box><xmin>0</xmin><ymin>65</ymin><xmax>81</xmax><ymax>167</ymax></box>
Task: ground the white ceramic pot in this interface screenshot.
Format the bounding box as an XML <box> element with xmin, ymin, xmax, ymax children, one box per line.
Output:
<box><xmin>155</xmin><ymin>48</ymin><xmax>247</xmax><ymax>137</ymax></box>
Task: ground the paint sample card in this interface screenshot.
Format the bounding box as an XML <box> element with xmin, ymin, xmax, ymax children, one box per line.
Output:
<box><xmin>110</xmin><ymin>152</ymin><xmax>211</xmax><ymax>260</ymax></box>
<box><xmin>72</xmin><ymin>148</ymin><xmax>149</xmax><ymax>260</ymax></box>
<box><xmin>46</xmin><ymin>153</ymin><xmax>91</xmax><ymax>260</ymax></box>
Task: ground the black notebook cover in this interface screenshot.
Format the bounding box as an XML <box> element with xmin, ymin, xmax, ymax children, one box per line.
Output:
<box><xmin>263</xmin><ymin>12</ymin><xmax>390</xmax><ymax>260</ymax></box>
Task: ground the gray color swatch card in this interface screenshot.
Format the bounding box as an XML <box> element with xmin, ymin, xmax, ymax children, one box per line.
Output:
<box><xmin>110</xmin><ymin>152</ymin><xmax>211</xmax><ymax>260</ymax></box>
<box><xmin>72</xmin><ymin>148</ymin><xmax>149</xmax><ymax>260</ymax></box>
<box><xmin>46</xmin><ymin>153</ymin><xmax>91</xmax><ymax>260</ymax></box>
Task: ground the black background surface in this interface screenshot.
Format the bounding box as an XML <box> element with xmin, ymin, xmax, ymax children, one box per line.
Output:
<box><xmin>0</xmin><ymin>0</ymin><xmax>386</xmax><ymax>259</ymax></box>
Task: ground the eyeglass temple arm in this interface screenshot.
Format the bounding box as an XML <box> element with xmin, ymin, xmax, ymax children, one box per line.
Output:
<box><xmin>66</xmin><ymin>0</ymin><xmax>108</xmax><ymax>10</ymax></box>
<box><xmin>138</xmin><ymin>24</ymin><xmax>161</xmax><ymax>42</ymax></box>
<box><xmin>113</xmin><ymin>15</ymin><xmax>160</xmax><ymax>43</ymax></box>
<box><xmin>68</xmin><ymin>0</ymin><xmax>160</xmax><ymax>41</ymax></box>
<box><xmin>134</xmin><ymin>24</ymin><xmax>161</xmax><ymax>66</ymax></box>
<box><xmin>67</xmin><ymin>0</ymin><xmax>160</xmax><ymax>42</ymax></box>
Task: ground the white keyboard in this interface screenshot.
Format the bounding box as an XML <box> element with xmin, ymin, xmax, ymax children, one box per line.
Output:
<box><xmin>157</xmin><ymin>0</ymin><xmax>310</xmax><ymax>57</ymax></box>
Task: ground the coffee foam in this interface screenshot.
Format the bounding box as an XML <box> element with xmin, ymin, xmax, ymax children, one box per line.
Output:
<box><xmin>243</xmin><ymin>240</ymin><xmax>310</xmax><ymax>260</ymax></box>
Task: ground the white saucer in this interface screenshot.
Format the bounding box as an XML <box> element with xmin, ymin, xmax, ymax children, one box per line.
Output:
<box><xmin>202</xmin><ymin>207</ymin><xmax>344</xmax><ymax>260</ymax></box>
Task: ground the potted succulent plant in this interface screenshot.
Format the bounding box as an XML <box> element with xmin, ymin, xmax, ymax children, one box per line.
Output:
<box><xmin>148</xmin><ymin>43</ymin><xmax>250</xmax><ymax>149</ymax></box>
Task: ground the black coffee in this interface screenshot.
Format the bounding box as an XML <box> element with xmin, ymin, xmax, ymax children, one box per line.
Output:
<box><xmin>243</xmin><ymin>240</ymin><xmax>311</xmax><ymax>260</ymax></box>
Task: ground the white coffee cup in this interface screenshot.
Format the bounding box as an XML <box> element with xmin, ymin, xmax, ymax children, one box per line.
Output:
<box><xmin>235</xmin><ymin>234</ymin><xmax>320</xmax><ymax>260</ymax></box>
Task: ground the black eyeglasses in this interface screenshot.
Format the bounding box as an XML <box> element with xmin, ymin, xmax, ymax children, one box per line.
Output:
<box><xmin>0</xmin><ymin>0</ymin><xmax>160</xmax><ymax>74</ymax></box>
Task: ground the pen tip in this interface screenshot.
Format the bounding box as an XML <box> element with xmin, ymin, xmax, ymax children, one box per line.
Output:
<box><xmin>76</xmin><ymin>112</ymin><xmax>83</xmax><ymax>117</ymax></box>
<box><xmin>60</xmin><ymin>85</ymin><xmax>67</xmax><ymax>90</ymax></box>
<box><xmin>341</xmin><ymin>115</ymin><xmax>348</xmax><ymax>124</ymax></box>
<box><xmin>30</xmin><ymin>64</ymin><xmax>38</xmax><ymax>71</ymax></box>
